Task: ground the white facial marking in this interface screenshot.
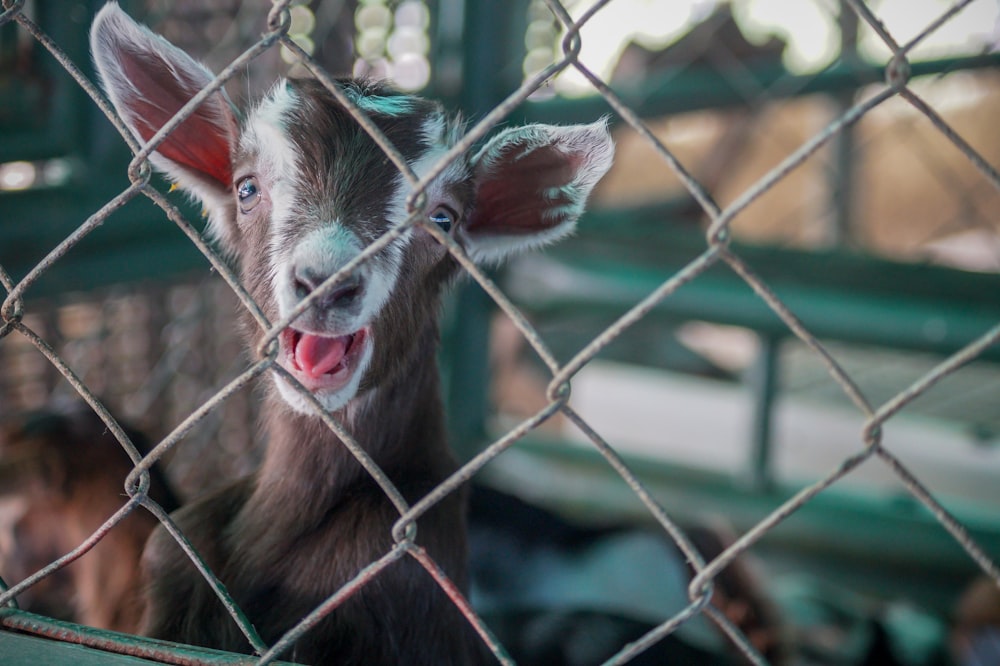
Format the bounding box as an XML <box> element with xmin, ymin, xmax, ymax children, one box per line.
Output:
<box><xmin>356</xmin><ymin>243</ymin><xmax>401</xmax><ymax>330</ymax></box>
<box><xmin>419</xmin><ymin>113</ymin><xmax>446</xmax><ymax>147</ymax></box>
<box><xmin>276</xmin><ymin>226</ymin><xmax>361</xmax><ymax>320</ymax></box>
<box><xmin>388</xmin><ymin>114</ymin><xmax>467</xmax><ymax>229</ymax></box>
<box><xmin>271</xmin><ymin>223</ymin><xmax>387</xmax><ymax>415</ymax></box>
<box><xmin>263</xmin><ymin>106</ymin><xmax>472</xmax><ymax>415</ymax></box>
<box><xmin>242</xmin><ymin>83</ymin><xmax>302</xmax><ymax>274</ymax></box>
<box><xmin>371</xmin><ymin>112</ymin><xmax>467</xmax><ymax>321</ymax></box>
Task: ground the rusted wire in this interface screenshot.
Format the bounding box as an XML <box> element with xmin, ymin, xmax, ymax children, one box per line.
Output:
<box><xmin>138</xmin><ymin>496</ymin><xmax>268</xmax><ymax>655</ymax></box>
<box><xmin>410</xmin><ymin>545</ymin><xmax>517</xmax><ymax>666</ymax></box>
<box><xmin>257</xmin><ymin>545</ymin><xmax>408</xmax><ymax>664</ymax></box>
<box><xmin>0</xmin><ymin>495</ymin><xmax>147</xmax><ymax>611</ymax></box>
<box><xmin>3</xmin><ymin>182</ymin><xmax>149</xmax><ymax>320</ymax></box>
<box><xmin>1</xmin><ymin>1</ymin><xmax>999</xmax><ymax>665</ymax></box>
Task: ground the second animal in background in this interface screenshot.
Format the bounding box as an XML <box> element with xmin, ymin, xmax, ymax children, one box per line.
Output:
<box><xmin>0</xmin><ymin>404</ymin><xmax>179</xmax><ymax>633</ymax></box>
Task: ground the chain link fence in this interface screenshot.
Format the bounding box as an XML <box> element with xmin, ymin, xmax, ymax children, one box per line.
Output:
<box><xmin>1</xmin><ymin>0</ymin><xmax>999</xmax><ymax>664</ymax></box>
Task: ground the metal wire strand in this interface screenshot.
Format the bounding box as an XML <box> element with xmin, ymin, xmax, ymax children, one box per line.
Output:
<box><xmin>2</xmin><ymin>1</ymin><xmax>1000</xmax><ymax>665</ymax></box>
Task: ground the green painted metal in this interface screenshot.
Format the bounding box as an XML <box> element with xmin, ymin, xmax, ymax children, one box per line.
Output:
<box><xmin>484</xmin><ymin>438</ymin><xmax>1000</xmax><ymax>615</ymax></box>
<box><xmin>0</xmin><ymin>179</ymin><xmax>214</xmax><ymax>301</ymax></box>
<box><xmin>0</xmin><ymin>632</ymin><xmax>159</xmax><ymax>666</ymax></box>
<box><xmin>0</xmin><ymin>0</ymin><xmax>152</xmax><ymax>162</ymax></box>
<box><xmin>439</xmin><ymin>0</ymin><xmax>531</xmax><ymax>461</ymax></box>
<box><xmin>3</xmin><ymin>1</ymin><xmax>1000</xmax><ymax>659</ymax></box>
<box><xmin>515</xmin><ymin>221</ymin><xmax>1000</xmax><ymax>362</ymax></box>
<box><xmin>0</xmin><ymin>608</ymin><xmax>295</xmax><ymax>665</ymax></box>
<box><xmin>516</xmin><ymin>52</ymin><xmax>1000</xmax><ymax>126</ymax></box>
<box><xmin>0</xmin><ymin>1</ymin><xmax>213</xmax><ymax>303</ymax></box>
<box><xmin>3</xmin><ymin>12</ymin><xmax>994</xmax><ymax>360</ymax></box>
<box><xmin>747</xmin><ymin>335</ymin><xmax>780</xmax><ymax>490</ymax></box>
<box><xmin>0</xmin><ymin>0</ymin><xmax>129</xmax><ymax>163</ymax></box>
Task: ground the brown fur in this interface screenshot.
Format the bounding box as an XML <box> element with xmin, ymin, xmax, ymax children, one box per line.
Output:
<box><xmin>140</xmin><ymin>307</ymin><xmax>487</xmax><ymax>663</ymax></box>
<box><xmin>0</xmin><ymin>406</ymin><xmax>179</xmax><ymax>633</ymax></box>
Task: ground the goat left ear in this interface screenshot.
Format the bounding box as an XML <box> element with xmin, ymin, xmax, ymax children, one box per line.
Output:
<box><xmin>90</xmin><ymin>3</ymin><xmax>239</xmax><ymax>245</ymax></box>
<box><xmin>458</xmin><ymin>120</ymin><xmax>614</xmax><ymax>264</ymax></box>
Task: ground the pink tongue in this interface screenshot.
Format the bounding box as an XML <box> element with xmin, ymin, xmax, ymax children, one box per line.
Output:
<box><xmin>294</xmin><ymin>333</ymin><xmax>350</xmax><ymax>378</ymax></box>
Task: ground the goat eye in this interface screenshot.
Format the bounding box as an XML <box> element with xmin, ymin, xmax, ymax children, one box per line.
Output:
<box><xmin>428</xmin><ymin>206</ymin><xmax>455</xmax><ymax>233</ymax></box>
<box><xmin>236</xmin><ymin>177</ymin><xmax>261</xmax><ymax>213</ymax></box>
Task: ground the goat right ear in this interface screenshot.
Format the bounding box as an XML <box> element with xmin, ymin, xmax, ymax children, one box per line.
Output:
<box><xmin>458</xmin><ymin>120</ymin><xmax>614</xmax><ymax>265</ymax></box>
<box><xmin>90</xmin><ymin>3</ymin><xmax>238</xmax><ymax>243</ymax></box>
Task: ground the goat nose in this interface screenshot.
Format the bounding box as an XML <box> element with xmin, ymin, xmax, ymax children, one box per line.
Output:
<box><xmin>293</xmin><ymin>267</ymin><xmax>364</xmax><ymax>310</ymax></box>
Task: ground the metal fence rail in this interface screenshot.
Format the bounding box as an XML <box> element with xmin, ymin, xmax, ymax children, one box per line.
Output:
<box><xmin>1</xmin><ymin>0</ymin><xmax>999</xmax><ymax>664</ymax></box>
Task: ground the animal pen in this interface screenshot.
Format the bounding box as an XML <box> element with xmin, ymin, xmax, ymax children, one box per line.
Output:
<box><xmin>1</xmin><ymin>0</ymin><xmax>1000</xmax><ymax>663</ymax></box>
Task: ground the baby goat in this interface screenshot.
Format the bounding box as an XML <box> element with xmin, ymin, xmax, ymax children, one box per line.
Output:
<box><xmin>91</xmin><ymin>3</ymin><xmax>613</xmax><ymax>663</ymax></box>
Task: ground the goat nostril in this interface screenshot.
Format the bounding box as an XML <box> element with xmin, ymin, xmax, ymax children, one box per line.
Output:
<box><xmin>328</xmin><ymin>282</ymin><xmax>362</xmax><ymax>307</ymax></box>
<box><xmin>294</xmin><ymin>278</ymin><xmax>312</xmax><ymax>300</ymax></box>
<box><xmin>293</xmin><ymin>266</ymin><xmax>323</xmax><ymax>300</ymax></box>
<box><xmin>292</xmin><ymin>267</ymin><xmax>364</xmax><ymax>309</ymax></box>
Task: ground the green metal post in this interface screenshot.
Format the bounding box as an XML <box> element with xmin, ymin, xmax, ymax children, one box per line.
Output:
<box><xmin>829</xmin><ymin>0</ymin><xmax>860</xmax><ymax>246</ymax></box>
<box><xmin>441</xmin><ymin>0</ymin><xmax>528</xmax><ymax>461</ymax></box>
<box><xmin>746</xmin><ymin>334</ymin><xmax>781</xmax><ymax>490</ymax></box>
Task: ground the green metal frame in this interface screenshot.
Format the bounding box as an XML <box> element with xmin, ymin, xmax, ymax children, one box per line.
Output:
<box><xmin>0</xmin><ymin>608</ymin><xmax>295</xmax><ymax>665</ymax></box>
<box><xmin>2</xmin><ymin>176</ymin><xmax>212</xmax><ymax>298</ymax></box>
<box><xmin>1</xmin><ymin>0</ymin><xmax>205</xmax><ymax>298</ymax></box>
<box><xmin>518</xmin><ymin>52</ymin><xmax>1000</xmax><ymax>125</ymax></box>
<box><xmin>0</xmin><ymin>3</ymin><xmax>90</xmax><ymax>163</ymax></box>
<box><xmin>483</xmin><ymin>437</ymin><xmax>1000</xmax><ymax>613</ymax></box>
<box><xmin>538</xmin><ymin>221</ymin><xmax>1000</xmax><ymax>362</ymax></box>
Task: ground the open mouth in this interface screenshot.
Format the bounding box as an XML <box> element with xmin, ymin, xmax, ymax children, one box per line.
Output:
<box><xmin>280</xmin><ymin>327</ymin><xmax>369</xmax><ymax>392</ymax></box>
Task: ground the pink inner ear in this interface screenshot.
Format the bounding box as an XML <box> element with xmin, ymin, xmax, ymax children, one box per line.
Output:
<box><xmin>467</xmin><ymin>145</ymin><xmax>580</xmax><ymax>235</ymax></box>
<box><xmin>121</xmin><ymin>49</ymin><xmax>233</xmax><ymax>187</ymax></box>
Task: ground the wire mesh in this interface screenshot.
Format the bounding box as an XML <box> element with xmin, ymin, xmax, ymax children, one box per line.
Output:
<box><xmin>1</xmin><ymin>0</ymin><xmax>999</xmax><ymax>664</ymax></box>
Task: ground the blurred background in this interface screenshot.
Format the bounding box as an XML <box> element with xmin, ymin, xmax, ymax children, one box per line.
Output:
<box><xmin>2</xmin><ymin>1</ymin><xmax>1000</xmax><ymax>664</ymax></box>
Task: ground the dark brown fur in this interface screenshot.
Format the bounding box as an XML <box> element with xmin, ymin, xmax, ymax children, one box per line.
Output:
<box><xmin>141</xmin><ymin>301</ymin><xmax>485</xmax><ymax>663</ymax></box>
<box><xmin>139</xmin><ymin>80</ymin><xmax>487</xmax><ymax>664</ymax></box>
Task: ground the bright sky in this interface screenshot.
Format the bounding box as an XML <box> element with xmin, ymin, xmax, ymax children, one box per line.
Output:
<box><xmin>556</xmin><ymin>0</ymin><xmax>999</xmax><ymax>94</ymax></box>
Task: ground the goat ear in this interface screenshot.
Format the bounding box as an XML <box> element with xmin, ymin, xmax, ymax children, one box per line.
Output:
<box><xmin>459</xmin><ymin>120</ymin><xmax>614</xmax><ymax>264</ymax></box>
<box><xmin>90</xmin><ymin>3</ymin><xmax>238</xmax><ymax>237</ymax></box>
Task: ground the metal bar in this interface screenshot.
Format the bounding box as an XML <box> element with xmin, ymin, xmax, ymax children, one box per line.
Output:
<box><xmin>829</xmin><ymin>0</ymin><xmax>860</xmax><ymax>246</ymax></box>
<box><xmin>443</xmin><ymin>0</ymin><xmax>531</xmax><ymax>460</ymax></box>
<box><xmin>746</xmin><ymin>335</ymin><xmax>781</xmax><ymax>491</ymax></box>
<box><xmin>519</xmin><ymin>52</ymin><xmax>1000</xmax><ymax>126</ymax></box>
<box><xmin>514</xmin><ymin>228</ymin><xmax>1000</xmax><ymax>362</ymax></box>
<box><xmin>0</xmin><ymin>608</ymin><xmax>294</xmax><ymax>665</ymax></box>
